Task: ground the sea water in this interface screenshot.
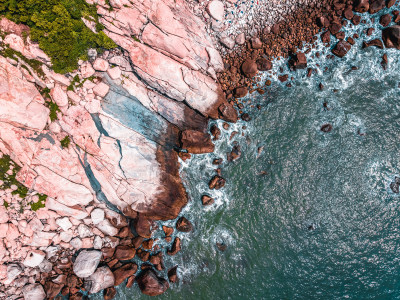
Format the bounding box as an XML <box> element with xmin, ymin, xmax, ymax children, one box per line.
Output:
<box><xmin>93</xmin><ymin>5</ymin><xmax>400</xmax><ymax>300</ymax></box>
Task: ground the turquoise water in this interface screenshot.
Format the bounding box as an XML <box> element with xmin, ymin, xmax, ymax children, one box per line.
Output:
<box><xmin>94</xmin><ymin>6</ymin><xmax>400</xmax><ymax>300</ymax></box>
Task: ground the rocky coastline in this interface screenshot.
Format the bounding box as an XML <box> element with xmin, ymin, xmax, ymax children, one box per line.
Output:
<box><xmin>0</xmin><ymin>0</ymin><xmax>399</xmax><ymax>299</ymax></box>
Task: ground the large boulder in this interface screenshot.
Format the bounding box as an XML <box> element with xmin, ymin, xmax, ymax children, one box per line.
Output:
<box><xmin>22</xmin><ymin>284</ymin><xmax>46</xmax><ymax>300</ymax></box>
<box><xmin>180</xmin><ymin>130</ymin><xmax>215</xmax><ymax>154</ymax></box>
<box><xmin>175</xmin><ymin>217</ymin><xmax>193</xmax><ymax>232</ymax></box>
<box><xmin>332</xmin><ymin>41</ymin><xmax>352</xmax><ymax>57</ymax></box>
<box><xmin>241</xmin><ymin>59</ymin><xmax>258</xmax><ymax>78</ymax></box>
<box><xmin>113</xmin><ymin>263</ymin><xmax>138</xmax><ymax>286</ymax></box>
<box><xmin>382</xmin><ymin>26</ymin><xmax>400</xmax><ymax>49</ymax></box>
<box><xmin>136</xmin><ymin>269</ymin><xmax>169</xmax><ymax>296</ymax></box>
<box><xmin>115</xmin><ymin>245</ymin><xmax>136</xmax><ymax>261</ymax></box>
<box><xmin>73</xmin><ymin>250</ymin><xmax>102</xmax><ymax>278</ymax></box>
<box><xmin>353</xmin><ymin>0</ymin><xmax>369</xmax><ymax>12</ymax></box>
<box><xmin>85</xmin><ymin>266</ymin><xmax>115</xmax><ymax>294</ymax></box>
<box><xmin>290</xmin><ymin>52</ymin><xmax>307</xmax><ymax>70</ymax></box>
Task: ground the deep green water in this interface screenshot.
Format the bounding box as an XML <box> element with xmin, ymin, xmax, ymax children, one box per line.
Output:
<box><xmin>93</xmin><ymin>6</ymin><xmax>400</xmax><ymax>300</ymax></box>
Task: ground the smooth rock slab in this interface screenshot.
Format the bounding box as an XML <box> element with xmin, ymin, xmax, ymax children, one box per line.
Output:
<box><xmin>23</xmin><ymin>250</ymin><xmax>45</xmax><ymax>268</ymax></box>
<box><xmin>207</xmin><ymin>1</ymin><xmax>225</xmax><ymax>21</ymax></box>
<box><xmin>73</xmin><ymin>250</ymin><xmax>102</xmax><ymax>278</ymax></box>
<box><xmin>22</xmin><ymin>284</ymin><xmax>46</xmax><ymax>300</ymax></box>
<box><xmin>85</xmin><ymin>266</ymin><xmax>115</xmax><ymax>294</ymax></box>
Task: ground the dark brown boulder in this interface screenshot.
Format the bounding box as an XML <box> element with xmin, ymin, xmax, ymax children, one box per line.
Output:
<box><xmin>321</xmin><ymin>31</ymin><xmax>331</xmax><ymax>43</ymax></box>
<box><xmin>162</xmin><ymin>226</ymin><xmax>173</xmax><ymax>237</ymax></box>
<box><xmin>149</xmin><ymin>253</ymin><xmax>162</xmax><ymax>265</ymax></box>
<box><xmin>132</xmin><ymin>236</ymin><xmax>144</xmax><ymax>249</ymax></box>
<box><xmin>201</xmin><ymin>195</ymin><xmax>215</xmax><ymax>206</ymax></box>
<box><xmin>216</xmin><ymin>242</ymin><xmax>228</xmax><ymax>251</ymax></box>
<box><xmin>382</xmin><ymin>25</ymin><xmax>400</xmax><ymax>49</ymax></box>
<box><xmin>113</xmin><ymin>263</ymin><xmax>138</xmax><ymax>286</ymax></box>
<box><xmin>176</xmin><ymin>217</ymin><xmax>193</xmax><ymax>232</ymax></box>
<box><xmin>321</xmin><ymin>124</ymin><xmax>333</xmax><ymax>133</ymax></box>
<box><xmin>218</xmin><ymin>103</ymin><xmax>238</xmax><ymax>123</ymax></box>
<box><xmin>134</xmin><ymin>215</ymin><xmax>154</xmax><ymax>238</ymax></box>
<box><xmin>353</xmin><ymin>0</ymin><xmax>369</xmax><ymax>12</ymax></box>
<box><xmin>142</xmin><ymin>239</ymin><xmax>154</xmax><ymax>250</ymax></box>
<box><xmin>362</xmin><ymin>39</ymin><xmax>384</xmax><ymax>49</ymax></box>
<box><xmin>104</xmin><ymin>287</ymin><xmax>117</xmax><ymax>300</ymax></box>
<box><xmin>227</xmin><ymin>145</ymin><xmax>241</xmax><ymax>161</ymax></box>
<box><xmin>316</xmin><ymin>16</ymin><xmax>329</xmax><ymax>27</ymax></box>
<box><xmin>115</xmin><ymin>245</ymin><xmax>136</xmax><ymax>261</ymax></box>
<box><xmin>137</xmin><ymin>249</ymin><xmax>150</xmax><ymax>261</ymax></box>
<box><xmin>234</xmin><ymin>86</ymin><xmax>248</xmax><ymax>98</ymax></box>
<box><xmin>380</xmin><ymin>14</ymin><xmax>392</xmax><ymax>27</ymax></box>
<box><xmin>168</xmin><ymin>266</ymin><xmax>178</xmax><ymax>283</ymax></box>
<box><xmin>136</xmin><ymin>269</ymin><xmax>169</xmax><ymax>296</ymax></box>
<box><xmin>256</xmin><ymin>58</ymin><xmax>273</xmax><ymax>71</ymax></box>
<box><xmin>178</xmin><ymin>152</ymin><xmax>191</xmax><ymax>161</ymax></box>
<box><xmin>210</xmin><ymin>124</ymin><xmax>221</xmax><ymax>141</ymax></box>
<box><xmin>45</xmin><ymin>281</ymin><xmax>63</xmax><ymax>299</ymax></box>
<box><xmin>352</xmin><ymin>15</ymin><xmax>361</xmax><ymax>25</ymax></box>
<box><xmin>332</xmin><ymin>41</ymin><xmax>352</xmax><ymax>57</ymax></box>
<box><xmin>278</xmin><ymin>74</ymin><xmax>289</xmax><ymax>82</ymax></box>
<box><xmin>180</xmin><ymin>130</ymin><xmax>215</xmax><ymax>154</ymax></box>
<box><xmin>343</xmin><ymin>8</ymin><xmax>354</xmax><ymax>20</ymax></box>
<box><xmin>290</xmin><ymin>52</ymin><xmax>307</xmax><ymax>70</ymax></box>
<box><xmin>241</xmin><ymin>59</ymin><xmax>258</xmax><ymax>78</ymax></box>
<box><xmin>241</xmin><ymin>113</ymin><xmax>251</xmax><ymax>121</ymax></box>
<box><xmin>329</xmin><ymin>22</ymin><xmax>342</xmax><ymax>35</ymax></box>
<box><xmin>212</xmin><ymin>158</ymin><xmax>223</xmax><ymax>165</ymax></box>
<box><xmin>167</xmin><ymin>237</ymin><xmax>181</xmax><ymax>256</ymax></box>
<box><xmin>209</xmin><ymin>175</ymin><xmax>226</xmax><ymax>190</ymax></box>
<box><xmin>369</xmin><ymin>0</ymin><xmax>385</xmax><ymax>14</ymax></box>
<box><xmin>251</xmin><ymin>37</ymin><xmax>263</xmax><ymax>49</ymax></box>
<box><xmin>126</xmin><ymin>276</ymin><xmax>136</xmax><ymax>288</ymax></box>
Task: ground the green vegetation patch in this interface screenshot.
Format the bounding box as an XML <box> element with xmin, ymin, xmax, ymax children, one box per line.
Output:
<box><xmin>60</xmin><ymin>136</ymin><xmax>71</xmax><ymax>148</ymax></box>
<box><xmin>0</xmin><ymin>0</ymin><xmax>117</xmax><ymax>74</ymax></box>
<box><xmin>45</xmin><ymin>100</ymin><xmax>61</xmax><ymax>122</ymax></box>
<box><xmin>0</xmin><ymin>46</ymin><xmax>45</xmax><ymax>78</ymax></box>
<box><xmin>0</xmin><ymin>154</ymin><xmax>48</xmax><ymax>210</ymax></box>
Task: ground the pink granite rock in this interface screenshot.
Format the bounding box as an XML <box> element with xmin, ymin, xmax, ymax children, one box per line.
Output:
<box><xmin>93</xmin><ymin>58</ymin><xmax>109</xmax><ymax>72</ymax></box>
<box><xmin>80</xmin><ymin>61</ymin><xmax>95</xmax><ymax>78</ymax></box>
<box><xmin>50</xmin><ymin>84</ymin><xmax>69</xmax><ymax>107</ymax></box>
<box><xmin>107</xmin><ymin>66</ymin><xmax>122</xmax><ymax>80</ymax></box>
<box><xmin>93</xmin><ymin>82</ymin><xmax>110</xmax><ymax>97</ymax></box>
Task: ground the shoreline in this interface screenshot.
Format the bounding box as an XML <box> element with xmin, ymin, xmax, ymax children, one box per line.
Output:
<box><xmin>0</xmin><ymin>0</ymin><xmax>400</xmax><ymax>299</ymax></box>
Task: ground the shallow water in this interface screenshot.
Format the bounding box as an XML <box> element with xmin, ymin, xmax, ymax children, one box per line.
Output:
<box><xmin>92</xmin><ymin>6</ymin><xmax>400</xmax><ymax>300</ymax></box>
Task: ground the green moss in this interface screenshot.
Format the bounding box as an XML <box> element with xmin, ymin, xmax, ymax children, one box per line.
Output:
<box><xmin>0</xmin><ymin>0</ymin><xmax>117</xmax><ymax>74</ymax></box>
<box><xmin>0</xmin><ymin>154</ymin><xmax>48</xmax><ymax>211</ymax></box>
<box><xmin>45</xmin><ymin>101</ymin><xmax>61</xmax><ymax>122</ymax></box>
<box><xmin>0</xmin><ymin>46</ymin><xmax>45</xmax><ymax>78</ymax></box>
<box><xmin>0</xmin><ymin>154</ymin><xmax>28</xmax><ymax>199</ymax></box>
<box><xmin>60</xmin><ymin>136</ymin><xmax>71</xmax><ymax>148</ymax></box>
<box><xmin>30</xmin><ymin>194</ymin><xmax>47</xmax><ymax>211</ymax></box>
<box><xmin>131</xmin><ymin>35</ymin><xmax>140</xmax><ymax>43</ymax></box>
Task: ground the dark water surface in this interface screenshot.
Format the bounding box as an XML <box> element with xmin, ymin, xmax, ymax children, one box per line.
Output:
<box><xmin>94</xmin><ymin>6</ymin><xmax>400</xmax><ymax>300</ymax></box>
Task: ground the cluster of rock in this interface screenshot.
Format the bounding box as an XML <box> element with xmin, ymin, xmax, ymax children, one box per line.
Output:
<box><xmin>217</xmin><ymin>0</ymin><xmax>400</xmax><ymax>105</ymax></box>
<box><xmin>0</xmin><ymin>0</ymin><xmax>238</xmax><ymax>297</ymax></box>
<box><xmin>188</xmin><ymin>0</ymin><xmax>324</xmax><ymax>52</ymax></box>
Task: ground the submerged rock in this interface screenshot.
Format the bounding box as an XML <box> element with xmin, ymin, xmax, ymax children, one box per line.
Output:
<box><xmin>332</xmin><ymin>41</ymin><xmax>352</xmax><ymax>57</ymax></box>
<box><xmin>209</xmin><ymin>175</ymin><xmax>226</xmax><ymax>190</ymax></box>
<box><xmin>227</xmin><ymin>145</ymin><xmax>241</xmax><ymax>162</ymax></box>
<box><xmin>168</xmin><ymin>266</ymin><xmax>178</xmax><ymax>283</ymax></box>
<box><xmin>290</xmin><ymin>52</ymin><xmax>307</xmax><ymax>70</ymax></box>
<box><xmin>104</xmin><ymin>287</ymin><xmax>117</xmax><ymax>300</ymax></box>
<box><xmin>176</xmin><ymin>217</ymin><xmax>193</xmax><ymax>232</ymax></box>
<box><xmin>390</xmin><ymin>177</ymin><xmax>400</xmax><ymax>193</ymax></box>
<box><xmin>136</xmin><ymin>269</ymin><xmax>169</xmax><ymax>296</ymax></box>
<box><xmin>202</xmin><ymin>195</ymin><xmax>215</xmax><ymax>206</ymax></box>
<box><xmin>167</xmin><ymin>237</ymin><xmax>181</xmax><ymax>256</ymax></box>
<box><xmin>382</xmin><ymin>26</ymin><xmax>400</xmax><ymax>49</ymax></box>
<box><xmin>320</xmin><ymin>124</ymin><xmax>333</xmax><ymax>133</ymax></box>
